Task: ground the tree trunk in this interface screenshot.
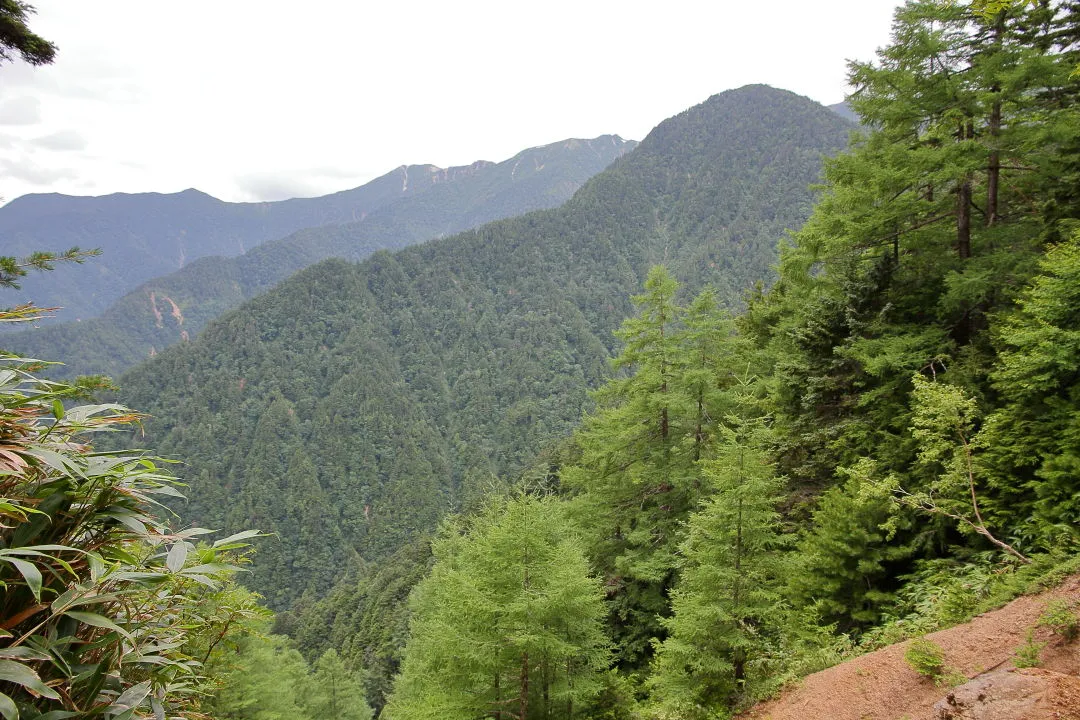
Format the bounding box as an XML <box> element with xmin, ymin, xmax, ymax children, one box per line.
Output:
<box><xmin>733</xmin><ymin>646</ymin><xmax>747</xmax><ymax>700</ymax></box>
<box><xmin>542</xmin><ymin>657</ymin><xmax>550</xmax><ymax>720</ymax></box>
<box><xmin>958</xmin><ymin>178</ymin><xmax>973</xmax><ymax>259</ymax></box>
<box><xmin>986</xmin><ymin>15</ymin><xmax>1004</xmax><ymax>227</ymax></box>
<box><xmin>987</xmin><ymin>97</ymin><xmax>1001</xmax><ymax>227</ymax></box>
<box><xmin>957</xmin><ymin>118</ymin><xmax>973</xmax><ymax>259</ymax></box>
<box><xmin>520</xmin><ymin>651</ymin><xmax>529</xmax><ymax>720</ymax></box>
<box><xmin>693</xmin><ymin>388</ymin><xmax>704</xmax><ymax>462</ymax></box>
<box><xmin>566</xmin><ymin>657</ymin><xmax>573</xmax><ymax>720</ymax></box>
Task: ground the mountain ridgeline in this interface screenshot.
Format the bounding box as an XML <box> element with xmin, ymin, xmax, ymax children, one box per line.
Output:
<box><xmin>7</xmin><ymin>1</ymin><xmax>1080</xmax><ymax>717</ymax></box>
<box><xmin>1</xmin><ymin>136</ymin><xmax>634</xmax><ymax>376</ymax></box>
<box><xmin>2</xmin><ymin>176</ymin><xmax>415</xmax><ymax>319</ymax></box>
<box><xmin>110</xmin><ymin>85</ymin><xmax>853</xmax><ymax>608</ymax></box>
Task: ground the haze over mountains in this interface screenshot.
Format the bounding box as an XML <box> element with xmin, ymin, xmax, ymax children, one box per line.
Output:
<box><xmin>0</xmin><ymin>135</ymin><xmax>633</xmax><ymax>373</ymax></box>
<box><xmin>105</xmin><ymin>85</ymin><xmax>853</xmax><ymax>609</ymax></box>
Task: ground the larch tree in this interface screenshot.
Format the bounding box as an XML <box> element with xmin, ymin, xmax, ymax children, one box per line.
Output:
<box><xmin>304</xmin><ymin>649</ymin><xmax>374</xmax><ymax>720</ymax></box>
<box><xmin>0</xmin><ymin>1</ymin><xmax>56</xmax><ymax>66</ymax></box>
<box><xmin>650</xmin><ymin>377</ymin><xmax>787</xmax><ymax>718</ymax></box>
<box><xmin>384</xmin><ymin>495</ymin><xmax>610</xmax><ymax>720</ymax></box>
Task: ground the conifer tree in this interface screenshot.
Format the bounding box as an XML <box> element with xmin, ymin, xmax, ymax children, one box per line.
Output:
<box><xmin>207</xmin><ymin>630</ymin><xmax>313</xmax><ymax>720</ymax></box>
<box><xmin>304</xmin><ymin>650</ymin><xmax>374</xmax><ymax>720</ymax></box>
<box><xmin>761</xmin><ymin>0</ymin><xmax>1080</xmax><ymax>501</ymax></box>
<box><xmin>650</xmin><ymin>378</ymin><xmax>786</xmax><ymax>717</ymax></box>
<box><xmin>384</xmin><ymin>496</ymin><xmax>609</xmax><ymax>720</ymax></box>
<box><xmin>788</xmin><ymin>460</ymin><xmax>913</xmax><ymax>632</ymax></box>
<box><xmin>563</xmin><ymin>271</ymin><xmax>747</xmax><ymax>668</ymax></box>
<box><xmin>677</xmin><ymin>289</ymin><xmax>739</xmax><ymax>464</ymax></box>
<box><xmin>561</xmin><ymin>266</ymin><xmax>689</xmax><ymax>666</ymax></box>
<box><xmin>983</xmin><ymin>231</ymin><xmax>1080</xmax><ymax>545</ymax></box>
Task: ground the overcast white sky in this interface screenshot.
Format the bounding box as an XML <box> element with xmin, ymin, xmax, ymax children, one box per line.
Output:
<box><xmin>0</xmin><ymin>1</ymin><xmax>898</xmax><ymax>204</ymax></box>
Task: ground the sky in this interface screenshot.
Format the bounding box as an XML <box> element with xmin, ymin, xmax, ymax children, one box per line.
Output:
<box><xmin>0</xmin><ymin>1</ymin><xmax>899</xmax><ymax>204</ymax></box>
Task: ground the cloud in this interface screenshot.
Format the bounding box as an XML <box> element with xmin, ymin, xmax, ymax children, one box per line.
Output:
<box><xmin>32</xmin><ymin>130</ymin><xmax>87</xmax><ymax>152</ymax></box>
<box><xmin>0</xmin><ymin>96</ymin><xmax>42</xmax><ymax>126</ymax></box>
<box><xmin>0</xmin><ymin>156</ymin><xmax>78</xmax><ymax>186</ymax></box>
<box><xmin>233</xmin><ymin>166</ymin><xmax>385</xmax><ymax>201</ymax></box>
<box><xmin>234</xmin><ymin>173</ymin><xmax>326</xmax><ymax>202</ymax></box>
<box><xmin>2</xmin><ymin>58</ymin><xmax>142</xmax><ymax>104</ymax></box>
<box><xmin>309</xmin><ymin>165</ymin><xmax>378</xmax><ymax>181</ymax></box>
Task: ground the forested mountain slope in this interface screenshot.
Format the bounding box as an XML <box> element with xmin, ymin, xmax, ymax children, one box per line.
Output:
<box><xmin>111</xmin><ymin>85</ymin><xmax>852</xmax><ymax>608</ymax></box>
<box><xmin>1</xmin><ymin>136</ymin><xmax>633</xmax><ymax>376</ymax></box>
<box><xmin>1</xmin><ymin>174</ymin><xmax>423</xmax><ymax>319</ymax></box>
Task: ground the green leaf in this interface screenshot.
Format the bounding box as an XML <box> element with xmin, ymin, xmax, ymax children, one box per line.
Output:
<box><xmin>3</xmin><ymin>558</ymin><xmax>42</xmax><ymax>602</ymax></box>
<box><xmin>100</xmin><ymin>512</ymin><xmax>147</xmax><ymax>535</ymax></box>
<box><xmin>211</xmin><ymin>529</ymin><xmax>262</xmax><ymax>548</ymax></box>
<box><xmin>179</xmin><ymin>562</ymin><xmax>233</xmax><ymax>577</ymax></box>
<box><xmin>0</xmin><ymin>693</ymin><xmax>15</xmax><ymax>720</ymax></box>
<box><xmin>109</xmin><ymin>680</ymin><xmax>150</xmax><ymax>714</ymax></box>
<box><xmin>64</xmin><ymin>611</ymin><xmax>131</xmax><ymax>640</ymax></box>
<box><xmin>62</xmin><ymin>403</ymin><xmax>125</xmax><ymax>423</ymax></box>
<box><xmin>51</xmin><ymin>588</ymin><xmax>120</xmax><ymax>613</ymax></box>
<box><xmin>23</xmin><ymin>448</ymin><xmax>82</xmax><ymax>479</ymax></box>
<box><xmin>51</xmin><ymin>399</ymin><xmax>64</xmax><ymax>420</ymax></box>
<box><xmin>0</xmin><ymin>647</ymin><xmax>50</xmax><ymax>662</ymax></box>
<box><xmin>165</xmin><ymin>543</ymin><xmax>187</xmax><ymax>574</ymax></box>
<box><xmin>0</xmin><ymin>659</ymin><xmax>60</xmax><ymax>700</ymax></box>
<box><xmin>87</xmin><ymin>552</ymin><xmax>105</xmax><ymax>582</ymax></box>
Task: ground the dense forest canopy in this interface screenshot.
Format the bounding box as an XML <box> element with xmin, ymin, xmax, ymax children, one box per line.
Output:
<box><xmin>108</xmin><ymin>84</ymin><xmax>851</xmax><ymax>612</ymax></box>
<box><xmin>0</xmin><ymin>136</ymin><xmax>634</xmax><ymax>378</ymax></box>
<box><xmin>4</xmin><ymin>1</ymin><xmax>1080</xmax><ymax>719</ymax></box>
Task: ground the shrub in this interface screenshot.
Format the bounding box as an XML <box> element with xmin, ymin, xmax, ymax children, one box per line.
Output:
<box><xmin>1038</xmin><ymin>599</ymin><xmax>1079</xmax><ymax>642</ymax></box>
<box><xmin>1013</xmin><ymin>629</ymin><xmax>1045</xmax><ymax>668</ymax></box>
<box><xmin>904</xmin><ymin>637</ymin><xmax>946</xmax><ymax>680</ymax></box>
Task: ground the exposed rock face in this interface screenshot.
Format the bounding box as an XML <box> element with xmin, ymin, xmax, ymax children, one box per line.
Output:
<box><xmin>935</xmin><ymin>668</ymin><xmax>1080</xmax><ymax>720</ymax></box>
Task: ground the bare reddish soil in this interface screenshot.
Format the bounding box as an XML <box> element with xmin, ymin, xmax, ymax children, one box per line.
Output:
<box><xmin>742</xmin><ymin>575</ymin><xmax>1080</xmax><ymax>720</ymax></box>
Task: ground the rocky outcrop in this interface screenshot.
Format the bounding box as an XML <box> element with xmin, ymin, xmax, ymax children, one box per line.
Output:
<box><xmin>935</xmin><ymin>668</ymin><xmax>1080</xmax><ymax>720</ymax></box>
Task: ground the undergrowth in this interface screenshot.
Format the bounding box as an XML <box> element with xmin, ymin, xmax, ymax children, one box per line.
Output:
<box><xmin>859</xmin><ymin>550</ymin><xmax>1080</xmax><ymax>650</ymax></box>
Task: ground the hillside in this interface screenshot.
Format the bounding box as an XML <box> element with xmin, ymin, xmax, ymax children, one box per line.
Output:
<box><xmin>1</xmin><ymin>177</ymin><xmax>414</xmax><ymax>319</ymax></box>
<box><xmin>2</xmin><ymin>135</ymin><xmax>633</xmax><ymax>377</ymax></box>
<box><xmin>743</xmin><ymin>576</ymin><xmax>1080</xmax><ymax>719</ymax></box>
<box><xmin>0</xmin><ymin>136</ymin><xmax>632</xmax><ymax>331</ymax></box>
<box><xmin>108</xmin><ymin>84</ymin><xmax>853</xmax><ymax>608</ymax></box>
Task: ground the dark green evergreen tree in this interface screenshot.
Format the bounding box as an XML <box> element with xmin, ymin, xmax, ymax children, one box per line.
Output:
<box><xmin>982</xmin><ymin>231</ymin><xmax>1080</xmax><ymax>545</ymax></box>
<box><xmin>650</xmin><ymin>379</ymin><xmax>786</xmax><ymax>717</ymax></box>
<box><xmin>787</xmin><ymin>460</ymin><xmax>913</xmax><ymax>632</ymax></box>
<box><xmin>0</xmin><ymin>1</ymin><xmax>56</xmax><ymax>66</ymax></box>
<box><xmin>562</xmin><ymin>266</ymin><xmax>689</xmax><ymax>667</ymax></box>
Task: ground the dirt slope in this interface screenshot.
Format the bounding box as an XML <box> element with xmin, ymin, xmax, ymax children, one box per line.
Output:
<box><xmin>742</xmin><ymin>575</ymin><xmax>1080</xmax><ymax>720</ymax></box>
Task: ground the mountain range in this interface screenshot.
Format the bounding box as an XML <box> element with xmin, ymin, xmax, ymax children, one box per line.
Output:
<box><xmin>105</xmin><ymin>85</ymin><xmax>854</xmax><ymax>608</ymax></box>
<box><xmin>1</xmin><ymin>136</ymin><xmax>634</xmax><ymax>375</ymax></box>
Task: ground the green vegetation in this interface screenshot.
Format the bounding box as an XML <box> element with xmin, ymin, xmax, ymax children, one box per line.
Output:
<box><xmin>0</xmin><ymin>248</ymin><xmax>100</xmax><ymax>292</ymax></box>
<box><xmin>1</xmin><ymin>137</ymin><xmax>634</xmax><ymax>379</ymax></box>
<box><xmin>904</xmin><ymin>638</ymin><xmax>947</xmax><ymax>680</ymax></box>
<box><xmin>0</xmin><ymin>330</ymin><xmax>265</xmax><ymax>717</ymax></box>
<box><xmin>103</xmin><ymin>84</ymin><xmax>849</xmax><ymax>620</ymax></box>
<box><xmin>1012</xmin><ymin>629</ymin><xmax>1045</xmax><ymax>668</ymax></box>
<box><xmin>7</xmin><ymin>1</ymin><xmax>1080</xmax><ymax>718</ymax></box>
<box><xmin>207</xmin><ymin>624</ymin><xmax>374</xmax><ymax>720</ymax></box>
<box><xmin>0</xmin><ymin>1</ymin><xmax>56</xmax><ymax>66</ymax></box>
<box><xmin>384</xmin><ymin>495</ymin><xmax>609</xmax><ymax>720</ymax></box>
<box><xmin>649</xmin><ymin>391</ymin><xmax>787</xmax><ymax>717</ymax></box>
<box><xmin>1038</xmin><ymin>599</ymin><xmax>1080</xmax><ymax>642</ymax></box>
